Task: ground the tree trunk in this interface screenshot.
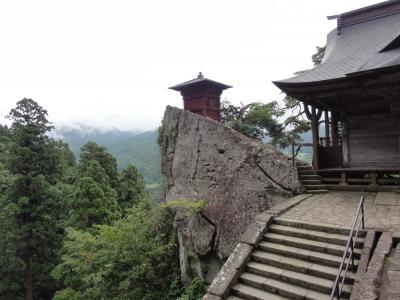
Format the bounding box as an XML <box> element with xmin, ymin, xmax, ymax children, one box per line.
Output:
<box><xmin>25</xmin><ymin>232</ymin><xmax>33</xmax><ymax>300</ymax></box>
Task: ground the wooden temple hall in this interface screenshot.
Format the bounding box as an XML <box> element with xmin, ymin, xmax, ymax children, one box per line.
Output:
<box><xmin>274</xmin><ymin>0</ymin><xmax>400</xmax><ymax>190</ymax></box>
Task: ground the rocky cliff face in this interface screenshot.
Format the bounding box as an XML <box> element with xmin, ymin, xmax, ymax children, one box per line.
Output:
<box><xmin>159</xmin><ymin>106</ymin><xmax>301</xmax><ymax>284</ymax></box>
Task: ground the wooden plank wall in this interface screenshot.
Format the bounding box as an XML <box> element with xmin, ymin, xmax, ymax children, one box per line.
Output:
<box><xmin>346</xmin><ymin>113</ymin><xmax>400</xmax><ymax>167</ymax></box>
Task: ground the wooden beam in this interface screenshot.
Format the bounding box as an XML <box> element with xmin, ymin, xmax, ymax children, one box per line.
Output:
<box><xmin>311</xmin><ymin>106</ymin><xmax>319</xmax><ymax>170</ymax></box>
<box><xmin>331</xmin><ymin>111</ymin><xmax>339</xmax><ymax>147</ymax></box>
<box><xmin>324</xmin><ymin>111</ymin><xmax>330</xmax><ymax>146</ymax></box>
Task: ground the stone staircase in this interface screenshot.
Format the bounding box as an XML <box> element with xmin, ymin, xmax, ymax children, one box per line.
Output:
<box><xmin>297</xmin><ymin>165</ymin><xmax>328</xmax><ymax>194</ymax></box>
<box><xmin>226</xmin><ymin>217</ymin><xmax>365</xmax><ymax>300</ymax></box>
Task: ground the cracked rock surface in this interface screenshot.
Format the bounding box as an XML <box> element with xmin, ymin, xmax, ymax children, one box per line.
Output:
<box><xmin>160</xmin><ymin>106</ymin><xmax>301</xmax><ymax>283</ymax></box>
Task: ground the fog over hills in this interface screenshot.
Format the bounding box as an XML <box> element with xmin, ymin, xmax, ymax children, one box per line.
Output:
<box><xmin>53</xmin><ymin>125</ymin><xmax>162</xmax><ymax>185</ymax></box>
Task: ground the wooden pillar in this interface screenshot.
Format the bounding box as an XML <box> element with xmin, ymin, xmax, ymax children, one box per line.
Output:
<box><xmin>311</xmin><ymin>106</ymin><xmax>319</xmax><ymax>170</ymax></box>
<box><xmin>341</xmin><ymin>115</ymin><xmax>350</xmax><ymax>166</ymax></box>
<box><xmin>324</xmin><ymin>111</ymin><xmax>330</xmax><ymax>146</ymax></box>
<box><xmin>369</xmin><ymin>173</ymin><xmax>377</xmax><ymax>186</ymax></box>
<box><xmin>339</xmin><ymin>172</ymin><xmax>348</xmax><ymax>186</ymax></box>
<box><xmin>331</xmin><ymin>111</ymin><xmax>339</xmax><ymax>147</ymax></box>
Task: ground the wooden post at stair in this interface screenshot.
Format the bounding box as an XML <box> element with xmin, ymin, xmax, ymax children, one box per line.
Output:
<box><xmin>324</xmin><ymin>111</ymin><xmax>330</xmax><ymax>146</ymax></box>
<box><xmin>331</xmin><ymin>111</ymin><xmax>339</xmax><ymax>147</ymax></box>
<box><xmin>305</xmin><ymin>105</ymin><xmax>320</xmax><ymax>170</ymax></box>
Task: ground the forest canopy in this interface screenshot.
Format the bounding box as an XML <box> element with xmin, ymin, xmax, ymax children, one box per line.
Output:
<box><xmin>0</xmin><ymin>99</ymin><xmax>205</xmax><ymax>300</ymax></box>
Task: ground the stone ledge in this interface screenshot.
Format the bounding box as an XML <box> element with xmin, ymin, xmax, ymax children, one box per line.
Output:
<box><xmin>350</xmin><ymin>231</ymin><xmax>393</xmax><ymax>300</ymax></box>
<box><xmin>202</xmin><ymin>294</ymin><xmax>222</xmax><ymax>300</ymax></box>
<box><xmin>354</xmin><ymin>229</ymin><xmax>375</xmax><ymax>282</ymax></box>
<box><xmin>255</xmin><ymin>194</ymin><xmax>312</xmax><ymax>221</ymax></box>
<box><xmin>206</xmin><ymin>243</ymin><xmax>253</xmax><ymax>298</ymax></box>
<box><xmin>240</xmin><ymin>220</ymin><xmax>268</xmax><ymax>246</ymax></box>
<box><xmin>387</xmin><ymin>244</ymin><xmax>400</xmax><ymax>298</ymax></box>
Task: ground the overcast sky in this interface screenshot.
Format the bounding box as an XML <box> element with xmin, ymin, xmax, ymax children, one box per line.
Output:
<box><xmin>0</xmin><ymin>0</ymin><xmax>381</xmax><ymax>131</ymax></box>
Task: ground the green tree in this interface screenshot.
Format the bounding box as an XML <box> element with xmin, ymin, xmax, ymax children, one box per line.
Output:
<box><xmin>52</xmin><ymin>202</ymin><xmax>178</xmax><ymax>300</ymax></box>
<box><xmin>118</xmin><ymin>164</ymin><xmax>147</xmax><ymax>211</ymax></box>
<box><xmin>221</xmin><ymin>46</ymin><xmax>326</xmax><ymax>148</ymax></box>
<box><xmin>68</xmin><ymin>175</ymin><xmax>119</xmax><ymax>230</ymax></box>
<box><xmin>79</xmin><ymin>141</ymin><xmax>119</xmax><ymax>188</ymax></box>
<box><xmin>5</xmin><ymin>98</ymin><xmax>69</xmax><ymax>300</ymax></box>
<box><xmin>221</xmin><ymin>100</ymin><xmax>309</xmax><ymax>148</ymax></box>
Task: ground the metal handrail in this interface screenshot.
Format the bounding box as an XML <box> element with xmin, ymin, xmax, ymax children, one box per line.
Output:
<box><xmin>330</xmin><ymin>195</ymin><xmax>365</xmax><ymax>300</ymax></box>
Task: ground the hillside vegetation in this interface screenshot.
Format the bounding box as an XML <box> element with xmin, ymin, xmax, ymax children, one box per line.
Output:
<box><xmin>56</xmin><ymin>128</ymin><xmax>162</xmax><ymax>185</ymax></box>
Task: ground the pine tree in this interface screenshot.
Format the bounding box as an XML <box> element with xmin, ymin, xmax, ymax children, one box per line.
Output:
<box><xmin>118</xmin><ymin>164</ymin><xmax>147</xmax><ymax>211</ymax></box>
<box><xmin>79</xmin><ymin>141</ymin><xmax>119</xmax><ymax>188</ymax></box>
<box><xmin>5</xmin><ymin>99</ymin><xmax>68</xmax><ymax>300</ymax></box>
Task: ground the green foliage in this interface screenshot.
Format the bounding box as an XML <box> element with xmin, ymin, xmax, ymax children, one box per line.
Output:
<box><xmin>80</xmin><ymin>141</ymin><xmax>119</xmax><ymax>188</ymax></box>
<box><xmin>164</xmin><ymin>199</ymin><xmax>206</xmax><ymax>215</ymax></box>
<box><xmin>221</xmin><ymin>100</ymin><xmax>310</xmax><ymax>148</ymax></box>
<box><xmin>3</xmin><ymin>98</ymin><xmax>71</xmax><ymax>299</ymax></box>
<box><xmin>311</xmin><ymin>46</ymin><xmax>326</xmax><ymax>66</ymax></box>
<box><xmin>0</xmin><ymin>198</ymin><xmax>24</xmax><ymax>300</ymax></box>
<box><xmin>52</xmin><ymin>202</ymin><xmax>179</xmax><ymax>300</ymax></box>
<box><xmin>221</xmin><ymin>46</ymin><xmax>326</xmax><ymax>148</ymax></box>
<box><xmin>118</xmin><ymin>164</ymin><xmax>147</xmax><ymax>211</ymax></box>
<box><xmin>68</xmin><ymin>176</ymin><xmax>120</xmax><ymax>230</ymax></box>
<box><xmin>176</xmin><ymin>278</ymin><xmax>207</xmax><ymax>300</ymax></box>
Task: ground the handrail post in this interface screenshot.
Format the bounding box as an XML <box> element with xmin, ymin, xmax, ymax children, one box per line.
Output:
<box><xmin>350</xmin><ymin>236</ymin><xmax>355</xmax><ymax>271</ymax></box>
<box><xmin>361</xmin><ymin>197</ymin><xmax>365</xmax><ymax>229</ymax></box>
<box><xmin>330</xmin><ymin>194</ymin><xmax>366</xmax><ymax>300</ymax></box>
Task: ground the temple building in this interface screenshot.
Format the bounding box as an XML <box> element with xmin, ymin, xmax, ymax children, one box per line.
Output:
<box><xmin>169</xmin><ymin>72</ymin><xmax>231</xmax><ymax>122</ymax></box>
<box><xmin>274</xmin><ymin>0</ymin><xmax>400</xmax><ymax>189</ymax></box>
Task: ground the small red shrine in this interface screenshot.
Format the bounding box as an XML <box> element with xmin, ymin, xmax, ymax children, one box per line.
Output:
<box><xmin>169</xmin><ymin>72</ymin><xmax>232</xmax><ymax>122</ymax></box>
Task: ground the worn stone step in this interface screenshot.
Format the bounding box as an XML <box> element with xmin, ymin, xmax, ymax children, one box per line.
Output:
<box><xmin>230</xmin><ymin>283</ymin><xmax>288</xmax><ymax>300</ymax></box>
<box><xmin>239</xmin><ymin>272</ymin><xmax>331</xmax><ymax>300</ymax></box>
<box><xmin>298</xmin><ymin>166</ymin><xmax>313</xmax><ymax>171</ymax></box>
<box><xmin>302</xmin><ymin>180</ymin><xmax>323</xmax><ymax>185</ymax></box>
<box><xmin>226</xmin><ymin>295</ymin><xmax>247</xmax><ymax>300</ymax></box>
<box><xmin>258</xmin><ymin>242</ymin><xmax>359</xmax><ymax>269</ymax></box>
<box><xmin>246</xmin><ymin>261</ymin><xmax>352</xmax><ymax>297</ymax></box>
<box><xmin>300</xmin><ymin>174</ymin><xmax>321</xmax><ymax>179</ymax></box>
<box><xmin>251</xmin><ymin>251</ymin><xmax>355</xmax><ymax>283</ymax></box>
<box><xmin>264</xmin><ymin>233</ymin><xmax>362</xmax><ymax>258</ymax></box>
<box><xmin>274</xmin><ymin>217</ymin><xmax>366</xmax><ymax>236</ymax></box>
<box><xmin>304</xmin><ymin>184</ymin><xmax>327</xmax><ymax>190</ymax></box>
<box><xmin>299</xmin><ymin>170</ymin><xmax>318</xmax><ymax>175</ymax></box>
<box><xmin>269</xmin><ymin>224</ymin><xmax>365</xmax><ymax>247</ymax></box>
<box><xmin>306</xmin><ymin>189</ymin><xmax>329</xmax><ymax>194</ymax></box>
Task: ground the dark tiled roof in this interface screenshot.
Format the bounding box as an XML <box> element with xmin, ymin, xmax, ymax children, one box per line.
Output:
<box><xmin>169</xmin><ymin>72</ymin><xmax>232</xmax><ymax>91</ymax></box>
<box><xmin>275</xmin><ymin>0</ymin><xmax>400</xmax><ymax>85</ymax></box>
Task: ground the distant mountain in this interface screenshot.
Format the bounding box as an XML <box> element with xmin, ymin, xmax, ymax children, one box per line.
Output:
<box><xmin>54</xmin><ymin>127</ymin><xmax>162</xmax><ymax>185</ymax></box>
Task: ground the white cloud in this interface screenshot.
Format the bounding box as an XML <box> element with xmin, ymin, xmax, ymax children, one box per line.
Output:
<box><xmin>0</xmin><ymin>0</ymin><xmax>381</xmax><ymax>131</ymax></box>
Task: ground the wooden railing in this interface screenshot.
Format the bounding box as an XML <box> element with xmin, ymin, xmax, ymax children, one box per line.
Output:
<box><xmin>330</xmin><ymin>195</ymin><xmax>365</xmax><ymax>300</ymax></box>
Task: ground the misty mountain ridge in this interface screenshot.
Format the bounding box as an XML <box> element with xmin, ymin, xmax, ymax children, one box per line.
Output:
<box><xmin>53</xmin><ymin>126</ymin><xmax>162</xmax><ymax>185</ymax></box>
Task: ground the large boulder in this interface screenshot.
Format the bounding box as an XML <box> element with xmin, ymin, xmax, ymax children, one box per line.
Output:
<box><xmin>159</xmin><ymin>106</ymin><xmax>301</xmax><ymax>283</ymax></box>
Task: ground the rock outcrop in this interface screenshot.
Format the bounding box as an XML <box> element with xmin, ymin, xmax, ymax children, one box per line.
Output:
<box><xmin>159</xmin><ymin>106</ymin><xmax>301</xmax><ymax>284</ymax></box>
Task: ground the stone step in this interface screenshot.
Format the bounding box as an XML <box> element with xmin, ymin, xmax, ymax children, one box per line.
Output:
<box><xmin>239</xmin><ymin>272</ymin><xmax>331</xmax><ymax>300</ymax></box>
<box><xmin>252</xmin><ymin>251</ymin><xmax>355</xmax><ymax>283</ymax></box>
<box><xmin>258</xmin><ymin>242</ymin><xmax>359</xmax><ymax>269</ymax></box>
<box><xmin>300</xmin><ymin>175</ymin><xmax>322</xmax><ymax>182</ymax></box>
<box><xmin>302</xmin><ymin>180</ymin><xmax>323</xmax><ymax>185</ymax></box>
<box><xmin>300</xmin><ymin>174</ymin><xmax>321</xmax><ymax>179</ymax></box>
<box><xmin>230</xmin><ymin>283</ymin><xmax>288</xmax><ymax>300</ymax></box>
<box><xmin>297</xmin><ymin>166</ymin><xmax>314</xmax><ymax>171</ymax></box>
<box><xmin>264</xmin><ymin>233</ymin><xmax>362</xmax><ymax>258</ymax></box>
<box><xmin>306</xmin><ymin>189</ymin><xmax>329</xmax><ymax>194</ymax></box>
<box><xmin>304</xmin><ymin>185</ymin><xmax>327</xmax><ymax>190</ymax></box>
<box><xmin>299</xmin><ymin>170</ymin><xmax>318</xmax><ymax>175</ymax></box>
<box><xmin>274</xmin><ymin>217</ymin><xmax>366</xmax><ymax>236</ymax></box>
<box><xmin>226</xmin><ymin>294</ymin><xmax>247</xmax><ymax>300</ymax></box>
<box><xmin>246</xmin><ymin>261</ymin><xmax>352</xmax><ymax>297</ymax></box>
<box><xmin>269</xmin><ymin>224</ymin><xmax>365</xmax><ymax>247</ymax></box>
